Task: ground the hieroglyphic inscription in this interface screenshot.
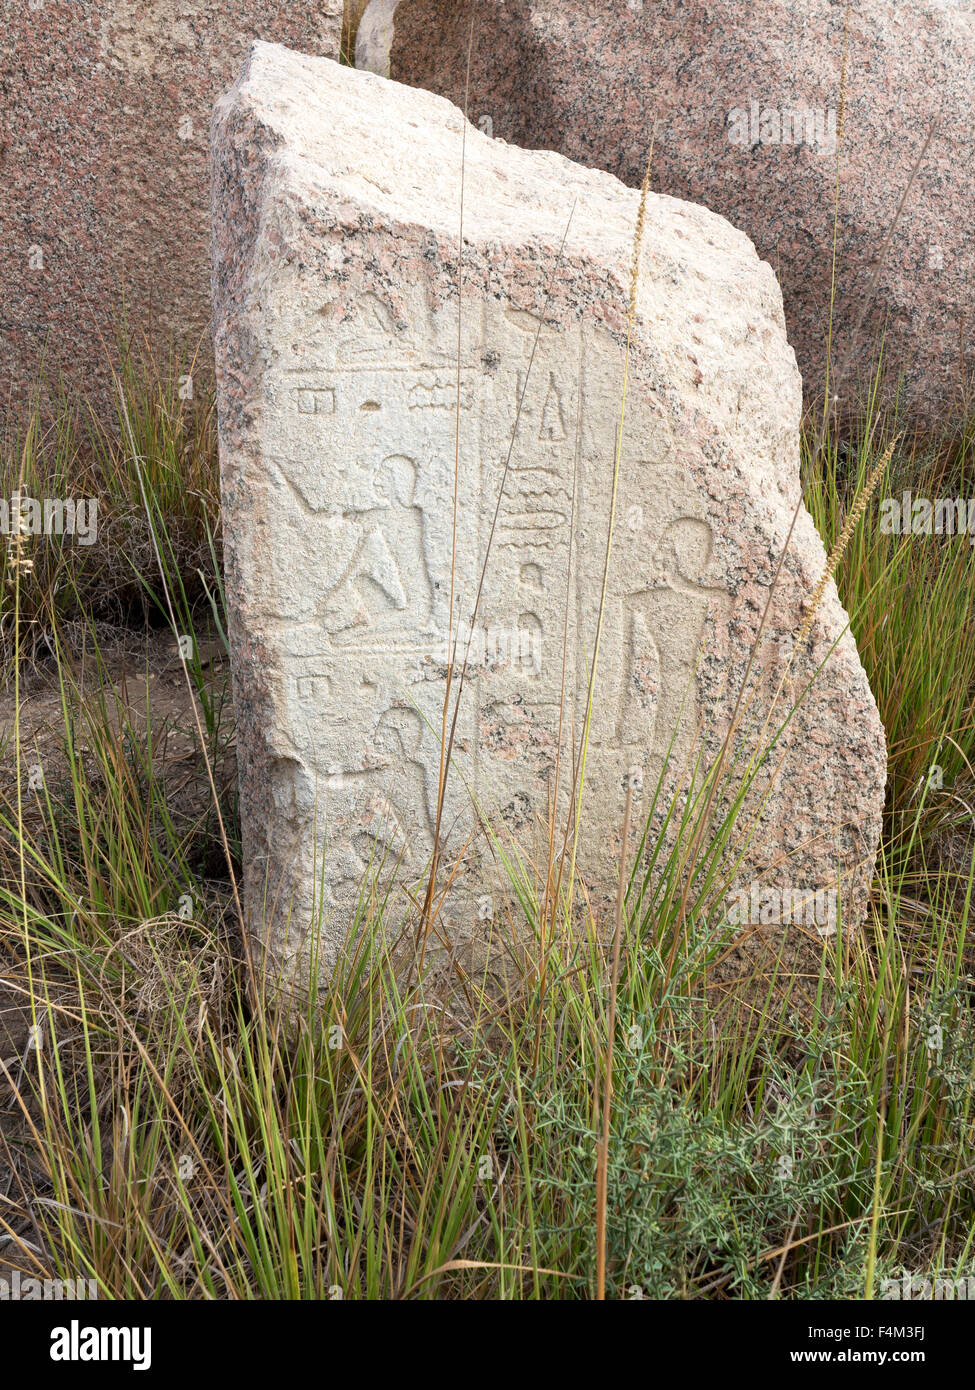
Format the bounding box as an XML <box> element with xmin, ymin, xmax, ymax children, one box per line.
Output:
<box><xmin>261</xmin><ymin>291</ymin><xmax>726</xmax><ymax>927</ymax></box>
<box><xmin>262</xmin><ymin>293</ymin><xmax>486</xmax><ymax>902</ymax></box>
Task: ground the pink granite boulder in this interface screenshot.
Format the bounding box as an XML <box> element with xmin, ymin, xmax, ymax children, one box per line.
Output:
<box><xmin>0</xmin><ymin>1</ymin><xmax>344</xmax><ymax>412</ymax></box>
<box><xmin>387</xmin><ymin>0</ymin><xmax>975</xmax><ymax>424</ymax></box>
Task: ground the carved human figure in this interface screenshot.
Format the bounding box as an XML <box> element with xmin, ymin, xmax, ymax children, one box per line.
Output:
<box><xmin>320</xmin><ymin>453</ymin><xmax>434</xmax><ymax>638</ymax></box>
<box><xmin>615</xmin><ymin>517</ymin><xmax>727</xmax><ymax>761</ymax></box>
<box><xmin>320</xmin><ymin>706</ymin><xmax>436</xmax><ymax>908</ymax></box>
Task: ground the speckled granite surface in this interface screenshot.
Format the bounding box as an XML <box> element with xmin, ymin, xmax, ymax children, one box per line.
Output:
<box><xmin>0</xmin><ymin>2</ymin><xmax>343</xmax><ymax>412</ymax></box>
<box><xmin>390</xmin><ymin>0</ymin><xmax>975</xmax><ymax>422</ymax></box>
<box><xmin>212</xmin><ymin>45</ymin><xmax>885</xmax><ymax>993</ymax></box>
